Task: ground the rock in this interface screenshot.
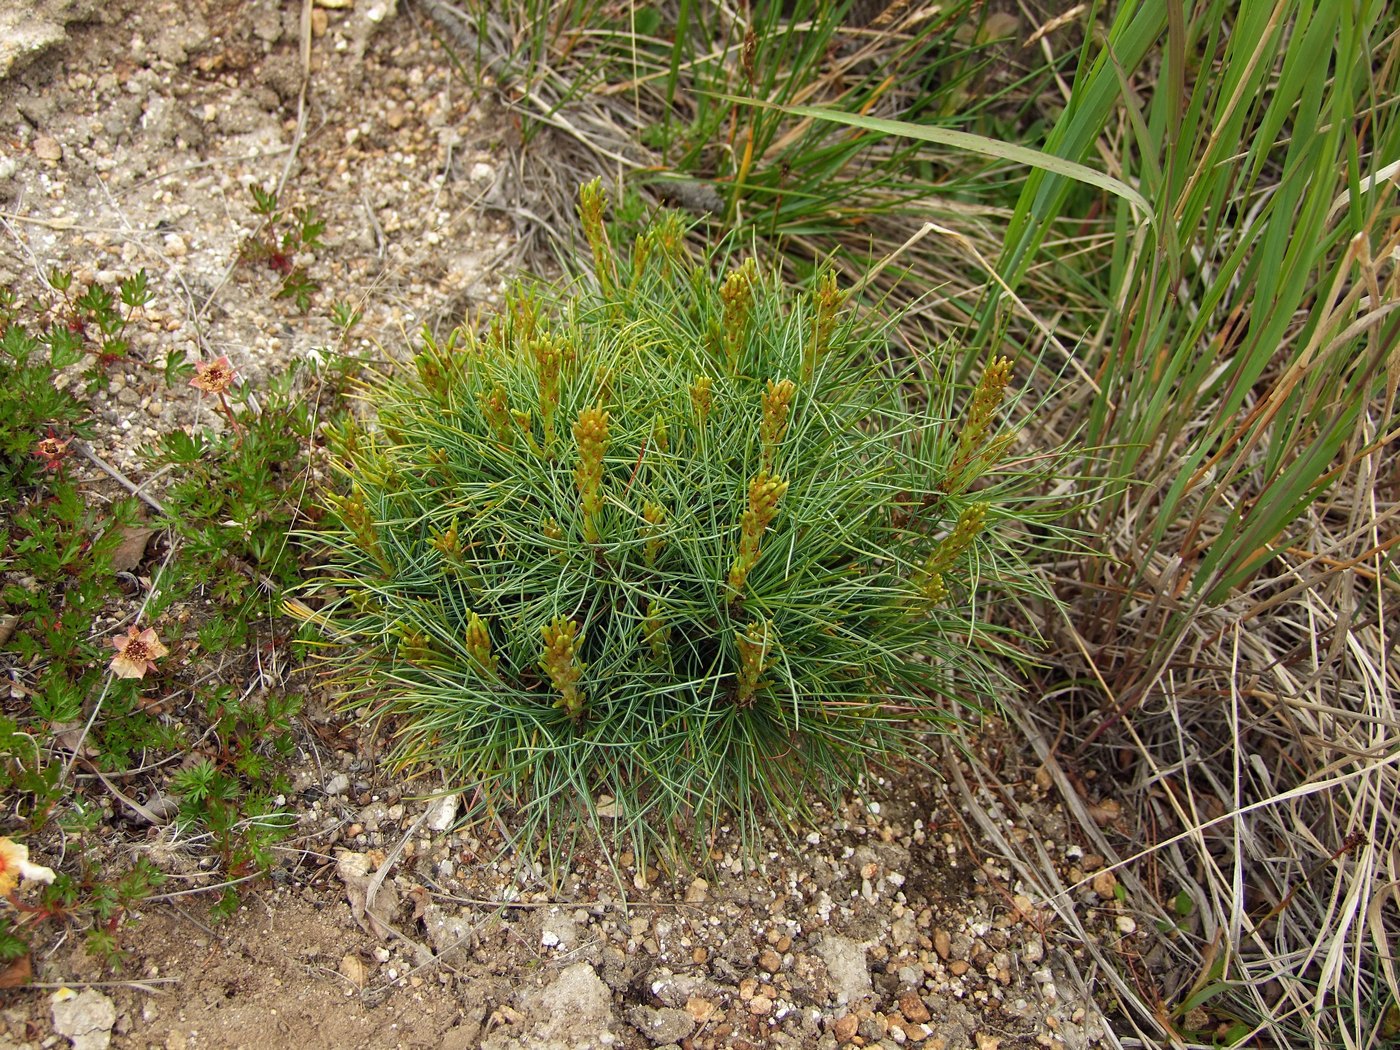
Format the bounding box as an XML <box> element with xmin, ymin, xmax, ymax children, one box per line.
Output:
<box><xmin>34</xmin><ymin>135</ymin><xmax>63</xmax><ymax>162</ymax></box>
<box><xmin>758</xmin><ymin>947</ymin><xmax>782</xmax><ymax>973</ymax></box>
<box><xmin>832</xmin><ymin>1013</ymin><xmax>859</xmax><ymax>1044</ymax></box>
<box><xmin>338</xmin><ymin>954</ymin><xmax>367</xmax><ymax>988</ymax></box>
<box><xmin>628</xmin><ymin>1005</ymin><xmax>695</xmax><ymax>1045</ymax></box>
<box><xmin>422</xmin><ymin>904</ymin><xmax>476</xmax><ymax>967</ymax></box>
<box><xmin>424</xmin><ymin>791</ymin><xmax>460</xmax><ymax>831</ymax></box>
<box><xmin>325</xmin><ymin>773</ymin><xmax>350</xmax><ymax>795</ymax></box>
<box><xmin>891</xmin><ymin>911</ymin><xmax>918</xmax><ymax>947</ymax></box>
<box><xmin>0</xmin><ymin>0</ymin><xmax>81</xmax><ymax>81</ymax></box>
<box><xmin>484</xmin><ymin>963</ymin><xmax>622</xmax><ymax>1049</ymax></box>
<box><xmin>815</xmin><ymin>934</ymin><xmax>871</xmax><ymax>1005</ymax></box>
<box><xmin>1092</xmin><ymin>869</ymin><xmax>1118</xmax><ymax>900</ymax></box>
<box><xmin>683</xmin><ymin>997</ymin><xmax>716</xmax><ymax>1023</ymax></box>
<box><xmin>540</xmin><ymin>908</ymin><xmax>579</xmax><ymax>951</ymax></box>
<box><xmin>1022</xmin><ymin>938</ymin><xmax>1044</xmax><ymax>964</ymax></box>
<box><xmin>440</xmin><ymin>1006</ymin><xmax>486</xmax><ymax>1050</ymax></box>
<box><xmin>336</xmin><ymin>851</ymin><xmax>401</xmax><ymax>942</ymax></box>
<box><xmin>900</xmin><ymin>993</ymin><xmax>931</xmax><ymax>1024</ymax></box>
<box><xmin>684</xmin><ymin>877</ymin><xmax>709</xmax><ymax>903</ymax></box>
<box><xmin>933</xmin><ymin>928</ymin><xmax>952</xmax><ymax>960</ymax></box>
<box><xmin>50</xmin><ymin>987</ymin><xmax>116</xmax><ymax>1050</ymax></box>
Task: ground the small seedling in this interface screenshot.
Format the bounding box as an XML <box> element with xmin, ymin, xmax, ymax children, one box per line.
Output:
<box><xmin>237</xmin><ymin>184</ymin><xmax>326</xmax><ymax>312</ymax></box>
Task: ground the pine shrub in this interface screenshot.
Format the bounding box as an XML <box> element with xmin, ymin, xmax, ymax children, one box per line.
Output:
<box><xmin>302</xmin><ymin>183</ymin><xmax>1042</xmax><ymax>859</ymax></box>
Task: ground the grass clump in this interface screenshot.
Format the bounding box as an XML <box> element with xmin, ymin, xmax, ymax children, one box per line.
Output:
<box><xmin>303</xmin><ymin>185</ymin><xmax>1047</xmax><ymax>860</ymax></box>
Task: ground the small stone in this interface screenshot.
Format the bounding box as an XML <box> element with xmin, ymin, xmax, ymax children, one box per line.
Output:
<box><xmin>51</xmin><ymin>987</ymin><xmax>117</xmax><ymax>1050</ymax></box>
<box><xmin>933</xmin><ymin>929</ymin><xmax>951</xmax><ymax>960</ymax></box>
<box><xmin>899</xmin><ymin>993</ymin><xmax>930</xmax><ymax>1024</ymax></box>
<box><xmin>748</xmin><ymin>994</ymin><xmax>773</xmax><ymax>1016</ymax></box>
<box><xmin>162</xmin><ymin>233</ymin><xmax>187</xmax><ymax>257</ymax></box>
<box><xmin>1116</xmin><ymin>915</ymin><xmax>1137</xmax><ymax>934</ymax></box>
<box><xmin>1089</xmin><ymin>797</ymin><xmax>1123</xmax><ymax>826</ymax></box>
<box><xmin>859</xmin><ymin>1013</ymin><xmax>889</xmax><ymax>1040</ymax></box>
<box><xmin>684</xmin><ymin>997</ymin><xmax>716</xmax><ymax>1023</ymax></box>
<box><xmin>949</xmin><ymin>960</ymin><xmax>970</xmax><ymax>976</ymax></box>
<box><xmin>758</xmin><ymin>948</ymin><xmax>782</xmax><ymax>973</ymax></box>
<box><xmin>325</xmin><ymin>773</ymin><xmax>350</xmax><ymax>795</ymax></box>
<box><xmin>816</xmin><ymin>933</ymin><xmax>872</xmax><ymax>1004</ymax></box>
<box><xmin>691</xmin><ymin>946</ymin><xmax>707</xmax><ymax>965</ymax></box>
<box><xmin>310</xmin><ymin>8</ymin><xmax>329</xmax><ymax>35</ymax></box>
<box><xmin>1092</xmin><ymin>869</ymin><xmax>1118</xmax><ymax>900</ymax></box>
<box><xmin>684</xmin><ymin>877</ymin><xmax>709</xmax><ymax>903</ymax></box>
<box><xmin>425</xmin><ymin>792</ymin><xmax>459</xmax><ymax>831</ymax></box>
<box><xmin>975</xmin><ymin>1034</ymin><xmax>1001</xmax><ymax>1050</ymax></box>
<box><xmin>34</xmin><ymin>135</ymin><xmax>63</xmax><ymax>162</ymax></box>
<box><xmin>628</xmin><ymin>1005</ymin><xmax>695</xmax><ymax>1045</ymax></box>
<box><xmin>832</xmin><ymin>1014</ymin><xmax>858</xmax><ymax>1044</ymax></box>
<box><xmin>1022</xmin><ymin>938</ymin><xmax>1044</xmax><ymax>964</ymax></box>
<box><xmin>338</xmin><ymin>954</ymin><xmax>367</xmax><ymax>987</ymax></box>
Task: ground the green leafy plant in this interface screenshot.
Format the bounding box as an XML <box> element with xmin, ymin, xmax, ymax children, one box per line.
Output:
<box><xmin>237</xmin><ymin>184</ymin><xmax>326</xmax><ymax>312</ymax></box>
<box><xmin>2</xmin><ymin>268</ymin><xmax>358</xmax><ymax>975</ymax></box>
<box><xmin>302</xmin><ymin>184</ymin><xmax>1055</xmax><ymax>860</ymax></box>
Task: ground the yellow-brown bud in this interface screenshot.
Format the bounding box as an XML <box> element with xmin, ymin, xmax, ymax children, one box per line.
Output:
<box><xmin>540</xmin><ymin>616</ymin><xmax>585</xmax><ymax>719</ymax></box>
<box><xmin>578</xmin><ymin>178</ymin><xmax>616</xmax><ymax>294</ymax></box>
<box><xmin>804</xmin><ymin>269</ymin><xmax>845</xmax><ymax>382</ymax></box>
<box><xmin>690</xmin><ymin>375</ymin><xmax>713</xmax><ymax>425</ymax></box>
<box><xmin>923</xmin><ymin>502</ymin><xmax>988</xmax><ymax>577</ymax></box>
<box><xmin>531</xmin><ymin>335</ymin><xmax>564</xmax><ymax>452</ymax></box>
<box><xmin>760</xmin><ymin>378</ymin><xmax>795</xmax><ymax>470</ymax></box>
<box><xmin>478</xmin><ymin>384</ymin><xmax>514</xmax><ymax>446</ymax></box>
<box><xmin>947</xmin><ymin>356</ymin><xmax>1013</xmax><ymax>493</ymax></box>
<box><xmin>465</xmin><ymin>612</ymin><xmax>498</xmax><ymax>678</ymax></box>
<box><xmin>573</xmin><ymin>404</ymin><xmax>609</xmax><ymax>543</ymax></box>
<box><xmin>643</xmin><ymin>598</ymin><xmax>670</xmax><ymax>662</ymax></box>
<box><xmin>735</xmin><ymin>619</ymin><xmax>776</xmax><ymax>706</ymax></box>
<box><xmin>728</xmin><ymin>471</ymin><xmax>789</xmax><ymax>594</ymax></box>
<box><xmin>642</xmin><ymin>501</ymin><xmax>666</xmax><ymax>566</ymax></box>
<box><xmin>719</xmin><ymin>259</ymin><xmax>758</xmax><ymax>371</ymax></box>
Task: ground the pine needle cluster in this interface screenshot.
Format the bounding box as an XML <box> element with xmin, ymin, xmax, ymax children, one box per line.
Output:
<box><xmin>302</xmin><ymin>183</ymin><xmax>1041</xmax><ymax>860</ymax></box>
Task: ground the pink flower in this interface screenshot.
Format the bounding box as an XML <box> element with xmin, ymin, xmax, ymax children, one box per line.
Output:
<box><xmin>109</xmin><ymin>625</ymin><xmax>169</xmax><ymax>680</ymax></box>
<box><xmin>33</xmin><ymin>428</ymin><xmax>71</xmax><ymax>472</ymax></box>
<box><xmin>189</xmin><ymin>356</ymin><xmax>237</xmax><ymax>395</ymax></box>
